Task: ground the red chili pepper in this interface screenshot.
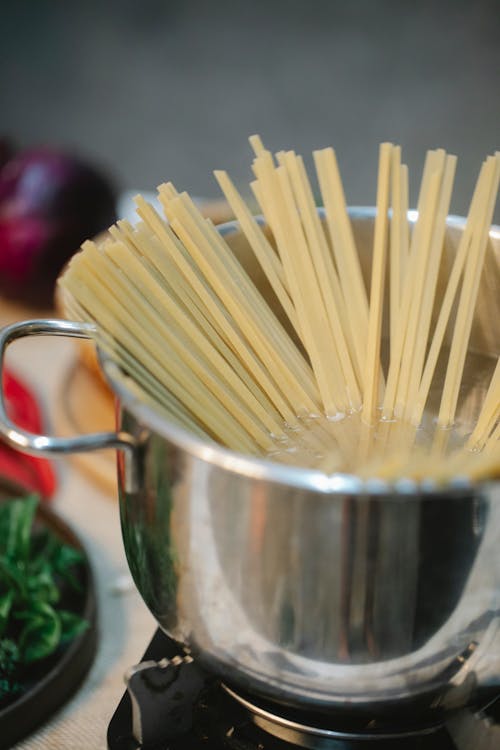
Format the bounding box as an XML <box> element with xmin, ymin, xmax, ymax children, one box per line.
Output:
<box><xmin>1</xmin><ymin>369</ymin><xmax>57</xmax><ymax>500</ymax></box>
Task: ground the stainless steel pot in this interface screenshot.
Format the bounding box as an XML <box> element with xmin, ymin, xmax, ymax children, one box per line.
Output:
<box><xmin>0</xmin><ymin>209</ymin><xmax>498</xmax><ymax>720</ymax></box>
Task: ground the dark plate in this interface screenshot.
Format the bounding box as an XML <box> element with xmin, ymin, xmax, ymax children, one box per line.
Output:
<box><xmin>0</xmin><ymin>479</ymin><xmax>97</xmax><ymax>749</ymax></box>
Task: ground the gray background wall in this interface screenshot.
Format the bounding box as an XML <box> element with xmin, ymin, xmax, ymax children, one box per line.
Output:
<box><xmin>1</xmin><ymin>0</ymin><xmax>499</xmax><ymax>217</ymax></box>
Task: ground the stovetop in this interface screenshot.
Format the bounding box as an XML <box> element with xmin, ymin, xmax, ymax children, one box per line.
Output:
<box><xmin>107</xmin><ymin>629</ymin><xmax>500</xmax><ymax>750</ymax></box>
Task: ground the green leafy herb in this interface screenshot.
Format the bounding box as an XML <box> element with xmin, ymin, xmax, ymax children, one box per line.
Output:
<box><xmin>0</xmin><ymin>639</ymin><xmax>19</xmax><ymax>674</ymax></box>
<box><xmin>3</xmin><ymin>495</ymin><xmax>38</xmax><ymax>563</ymax></box>
<box><xmin>59</xmin><ymin>610</ymin><xmax>89</xmax><ymax>643</ymax></box>
<box><xmin>0</xmin><ymin>639</ymin><xmax>21</xmax><ymax>700</ymax></box>
<box><xmin>18</xmin><ymin>601</ymin><xmax>62</xmax><ymax>663</ymax></box>
<box><xmin>0</xmin><ymin>495</ymin><xmax>88</xmax><ymax>704</ymax></box>
<box><xmin>0</xmin><ymin>590</ymin><xmax>14</xmax><ymax>636</ymax></box>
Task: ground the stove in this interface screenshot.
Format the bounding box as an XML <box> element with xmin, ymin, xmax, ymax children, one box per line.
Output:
<box><xmin>107</xmin><ymin>629</ymin><xmax>500</xmax><ymax>750</ymax></box>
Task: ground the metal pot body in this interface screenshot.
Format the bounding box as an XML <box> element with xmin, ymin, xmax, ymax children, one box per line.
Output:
<box><xmin>117</xmin><ymin>404</ymin><xmax>500</xmax><ymax>714</ymax></box>
<box><xmin>0</xmin><ymin>209</ymin><xmax>498</xmax><ymax>716</ymax></box>
<box><xmin>112</xmin><ymin>209</ymin><xmax>500</xmax><ymax>714</ymax></box>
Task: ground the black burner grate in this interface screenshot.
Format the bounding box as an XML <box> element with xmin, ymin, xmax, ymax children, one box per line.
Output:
<box><xmin>107</xmin><ymin>629</ymin><xmax>499</xmax><ymax>750</ymax></box>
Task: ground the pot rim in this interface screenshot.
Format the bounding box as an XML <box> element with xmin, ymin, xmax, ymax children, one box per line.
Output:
<box><xmin>100</xmin><ymin>206</ymin><xmax>499</xmax><ymax>497</ymax></box>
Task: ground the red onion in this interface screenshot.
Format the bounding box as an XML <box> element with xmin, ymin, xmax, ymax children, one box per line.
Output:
<box><xmin>0</xmin><ymin>147</ymin><xmax>116</xmax><ymax>305</ymax></box>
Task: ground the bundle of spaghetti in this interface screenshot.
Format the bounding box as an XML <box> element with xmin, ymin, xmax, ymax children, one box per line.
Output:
<box><xmin>59</xmin><ymin>137</ymin><xmax>500</xmax><ymax>482</ymax></box>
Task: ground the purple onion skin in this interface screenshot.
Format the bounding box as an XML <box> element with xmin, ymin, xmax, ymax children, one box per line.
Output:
<box><xmin>0</xmin><ymin>148</ymin><xmax>116</xmax><ymax>306</ymax></box>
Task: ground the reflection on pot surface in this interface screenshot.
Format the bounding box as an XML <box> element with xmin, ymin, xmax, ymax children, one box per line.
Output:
<box><xmin>209</xmin><ymin>482</ymin><xmax>487</xmax><ymax>662</ymax></box>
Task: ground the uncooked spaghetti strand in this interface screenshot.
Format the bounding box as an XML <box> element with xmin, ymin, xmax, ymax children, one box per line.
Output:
<box><xmin>75</xmin><ymin>243</ymin><xmax>276</xmax><ymax>449</ymax></box>
<box><xmin>486</xmin><ymin>420</ymin><xmax>500</xmax><ymax>449</ymax></box>
<box><xmin>114</xmin><ymin>217</ymin><xmax>234</xmax><ymax>343</ymax></box>
<box><xmin>204</xmin><ymin>223</ymin><xmax>305</xmax><ymax>383</ymax></box>
<box><xmin>400</xmin><ymin>163</ymin><xmax>410</xmax><ymax>280</ymax></box>
<box><xmin>249</xmin><ymin>134</ymin><xmax>266</xmax><ymax>156</ymax></box>
<box><xmin>87</xmin><ymin>305</ymin><xmax>261</xmax><ymax>453</ymax></box>
<box><xmin>480</xmin><ymin>409</ymin><xmax>500</xmax><ymax>450</ymax></box>
<box><xmin>61</xmin><ymin>268</ymin><xmax>258</xmax><ymax>452</ymax></box>
<box><xmin>250</xmin><ymin>161</ymin><xmax>297</xmax><ymax>291</ymax></box>
<box><xmin>65</xmin><ymin>297</ymin><xmax>212</xmax><ymax>441</ymax></box>
<box><xmin>252</xmin><ymin>150</ymin><xmax>344</xmax><ymax>412</ymax></box>
<box><xmin>285</xmin><ymin>150</ymin><xmax>360</xmax><ymax>391</ymax></box>
<box><xmin>278</xmin><ymin>154</ymin><xmax>355</xmax><ymax>372</ymax></box>
<box><xmin>468</xmin><ymin>357</ymin><xmax>500</xmax><ymax>448</ymax></box>
<box><xmin>438</xmin><ymin>154</ymin><xmax>500</xmax><ymax>427</ymax></box>
<box><xmin>396</xmin><ymin>151</ymin><xmax>447</xmax><ymax>408</ymax></box>
<box><xmin>279</xmin><ymin>161</ymin><xmax>351</xmax><ymax>413</ymax></box>
<box><xmin>162</xmin><ymin>191</ymin><xmax>321</xmax><ymax>413</ymax></box>
<box><xmin>108</xmin><ymin>367</ymin><xmax>214</xmax><ymax>442</ymax></box>
<box><xmin>382</xmin><ymin>149</ymin><xmax>444</xmax><ymax>419</ymax></box>
<box><xmin>116</xmin><ymin>219</ymin><xmax>239</xmax><ymax>354</ymax></box>
<box><xmin>166</xmin><ymin>188</ymin><xmax>317</xmax><ymax>398</ymax></box>
<box><xmin>400</xmin><ymin>154</ymin><xmax>457</xmax><ymax>420</ymax></box>
<box><xmin>126</xmin><ymin>202</ymin><xmax>209</xmax><ymax>296</ymax></box>
<box><xmin>251</xmin><ymin>153</ymin><xmax>344</xmax><ymax>413</ymax></box>
<box><xmin>406</xmin><ymin>154</ymin><xmax>457</xmax><ymax>404</ymax></box>
<box><xmin>362</xmin><ymin>142</ymin><xmax>393</xmax><ymax>423</ymax></box>
<box><xmin>112</xmin><ymin>217</ymin><xmax>287</xmax><ymax>423</ymax></box>
<box><xmin>59</xmin><ymin>140</ymin><xmax>500</xmax><ymax>481</ymax></box>
<box><xmin>312</xmin><ymin>155</ymin><xmax>365</xmax><ymax>389</ymax></box>
<box><xmin>250</xmin><ymin>144</ymin><xmax>283</xmax><ymax>236</ymax></box>
<box><xmin>288</xmin><ymin>150</ymin><xmax>363</xmax><ymax>398</ymax></box>
<box><xmin>133</xmin><ymin>194</ymin><xmax>302</xmax><ymax>423</ymax></box>
<box><xmin>73</xmin><ymin>243</ymin><xmax>270</xmax><ymax>450</ymax></box>
<box><xmin>274</xmin><ymin>164</ymin><xmax>345</xmax><ymax>414</ymax></box>
<box><xmin>313</xmin><ymin>147</ymin><xmax>369</xmax><ymax>379</ymax></box>
<box><xmin>249</xmin><ymin>177</ymin><xmax>279</xmax><ymax>241</ymax></box>
<box><xmin>249</xmin><ymin>146</ymin><xmax>299</xmax><ymax>289</ymax></box>
<box><xmin>411</xmin><ymin>158</ymin><xmax>493</xmax><ymax>424</ymax></box>
<box><xmin>105</xmin><ymin>355</ymin><xmax>213</xmax><ymax>440</ymax></box>
<box><xmin>280</xmin><ymin>150</ymin><xmax>361</xmax><ymax>409</ymax></box>
<box><xmin>63</xmin><ymin>293</ymin><xmax>199</xmax><ymax>428</ymax></box>
<box><xmin>112</xmin><ymin>220</ymin><xmax>210</xmax><ymax>323</ymax></box>
<box><xmin>212</xmin><ymin>171</ymin><xmax>298</xmax><ymax>327</ymax></box>
<box><xmin>313</xmin><ymin>147</ymin><xmax>369</xmax><ymax>324</ymax></box>
<box><xmin>108</xmin><ymin>240</ymin><xmax>286</xmax><ymax>439</ymax></box>
<box><xmin>110</xmin><ymin>221</ymin><xmax>211</xmax><ymax>328</ymax></box>
<box><xmin>171</xmin><ymin>212</ymin><xmax>311</xmax><ymax>421</ymax></box>
<box><xmin>390</xmin><ymin>146</ymin><xmax>402</xmax><ymax>345</ymax></box>
<box><xmin>106</xmin><ymin>358</ymin><xmax>210</xmax><ymax>440</ymax></box>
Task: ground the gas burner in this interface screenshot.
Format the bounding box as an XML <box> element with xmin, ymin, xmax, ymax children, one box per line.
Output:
<box><xmin>221</xmin><ymin>684</ymin><xmax>443</xmax><ymax>747</ymax></box>
<box><xmin>107</xmin><ymin>629</ymin><xmax>500</xmax><ymax>750</ymax></box>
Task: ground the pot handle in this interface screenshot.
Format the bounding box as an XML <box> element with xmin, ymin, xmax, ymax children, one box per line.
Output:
<box><xmin>0</xmin><ymin>319</ymin><xmax>140</xmax><ymax>492</ymax></box>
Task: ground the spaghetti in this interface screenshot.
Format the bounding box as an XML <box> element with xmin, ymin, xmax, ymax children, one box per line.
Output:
<box><xmin>58</xmin><ymin>139</ymin><xmax>500</xmax><ymax>482</ymax></box>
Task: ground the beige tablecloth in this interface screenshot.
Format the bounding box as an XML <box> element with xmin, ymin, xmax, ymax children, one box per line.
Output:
<box><xmin>1</xmin><ymin>301</ymin><xmax>155</xmax><ymax>750</ymax></box>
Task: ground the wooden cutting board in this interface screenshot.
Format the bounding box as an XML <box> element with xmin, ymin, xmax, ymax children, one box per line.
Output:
<box><xmin>53</xmin><ymin>356</ymin><xmax>118</xmax><ymax>496</ymax></box>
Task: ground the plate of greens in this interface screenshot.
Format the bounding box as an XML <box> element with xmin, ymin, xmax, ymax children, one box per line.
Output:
<box><xmin>0</xmin><ymin>481</ymin><xmax>97</xmax><ymax>749</ymax></box>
